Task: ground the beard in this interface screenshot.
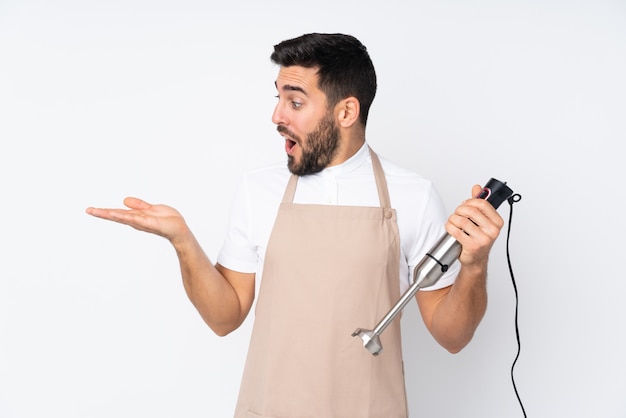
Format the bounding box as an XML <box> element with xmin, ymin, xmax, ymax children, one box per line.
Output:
<box><xmin>280</xmin><ymin>112</ymin><xmax>341</xmax><ymax>176</ymax></box>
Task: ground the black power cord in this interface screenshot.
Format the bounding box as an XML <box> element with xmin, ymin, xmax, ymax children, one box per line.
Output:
<box><xmin>506</xmin><ymin>193</ymin><xmax>525</xmax><ymax>417</ymax></box>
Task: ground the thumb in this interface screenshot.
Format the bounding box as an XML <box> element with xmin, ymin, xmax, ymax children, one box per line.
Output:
<box><xmin>471</xmin><ymin>184</ymin><xmax>482</xmax><ymax>198</ymax></box>
<box><xmin>123</xmin><ymin>197</ymin><xmax>152</xmax><ymax>210</ymax></box>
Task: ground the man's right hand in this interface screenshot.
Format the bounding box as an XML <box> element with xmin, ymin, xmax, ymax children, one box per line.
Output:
<box><xmin>86</xmin><ymin>197</ymin><xmax>189</xmax><ymax>244</ymax></box>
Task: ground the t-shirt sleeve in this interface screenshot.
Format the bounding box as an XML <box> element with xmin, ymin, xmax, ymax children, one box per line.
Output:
<box><xmin>409</xmin><ymin>183</ymin><xmax>460</xmax><ymax>291</ymax></box>
<box><xmin>216</xmin><ymin>175</ymin><xmax>259</xmax><ymax>274</ymax></box>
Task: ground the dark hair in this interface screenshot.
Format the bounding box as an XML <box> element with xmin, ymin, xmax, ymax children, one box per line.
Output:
<box><xmin>270</xmin><ymin>33</ymin><xmax>377</xmax><ymax>127</ymax></box>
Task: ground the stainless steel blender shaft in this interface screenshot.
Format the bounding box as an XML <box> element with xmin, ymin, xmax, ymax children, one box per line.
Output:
<box><xmin>352</xmin><ymin>233</ymin><xmax>462</xmax><ymax>356</ymax></box>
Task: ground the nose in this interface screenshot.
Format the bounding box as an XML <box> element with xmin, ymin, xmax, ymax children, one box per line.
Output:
<box><xmin>271</xmin><ymin>102</ymin><xmax>286</xmax><ymax>126</ymax></box>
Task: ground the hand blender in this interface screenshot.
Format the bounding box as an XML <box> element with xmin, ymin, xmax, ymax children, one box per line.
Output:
<box><xmin>352</xmin><ymin>178</ymin><xmax>514</xmax><ymax>356</ymax></box>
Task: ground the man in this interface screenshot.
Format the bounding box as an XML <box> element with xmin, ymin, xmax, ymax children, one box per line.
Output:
<box><xmin>87</xmin><ymin>33</ymin><xmax>504</xmax><ymax>417</ymax></box>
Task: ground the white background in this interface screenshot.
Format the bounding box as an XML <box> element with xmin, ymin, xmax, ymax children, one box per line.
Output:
<box><xmin>1</xmin><ymin>0</ymin><xmax>625</xmax><ymax>417</ymax></box>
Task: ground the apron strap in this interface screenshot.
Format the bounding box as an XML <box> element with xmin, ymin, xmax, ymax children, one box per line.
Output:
<box><xmin>282</xmin><ymin>174</ymin><xmax>299</xmax><ymax>204</ymax></box>
<box><xmin>368</xmin><ymin>146</ymin><xmax>392</xmax><ymax>209</ymax></box>
<box><xmin>281</xmin><ymin>145</ymin><xmax>392</xmax><ymax>209</ymax></box>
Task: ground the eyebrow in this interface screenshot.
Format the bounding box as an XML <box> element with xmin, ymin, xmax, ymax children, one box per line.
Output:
<box><xmin>275</xmin><ymin>81</ymin><xmax>309</xmax><ymax>96</ymax></box>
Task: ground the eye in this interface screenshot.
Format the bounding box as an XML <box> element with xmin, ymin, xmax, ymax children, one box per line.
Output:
<box><xmin>274</xmin><ymin>94</ymin><xmax>303</xmax><ymax>109</ymax></box>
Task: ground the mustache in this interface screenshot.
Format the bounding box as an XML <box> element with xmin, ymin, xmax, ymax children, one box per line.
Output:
<box><xmin>277</xmin><ymin>125</ymin><xmax>299</xmax><ymax>142</ymax></box>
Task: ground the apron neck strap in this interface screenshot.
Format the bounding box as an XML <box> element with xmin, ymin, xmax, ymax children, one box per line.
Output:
<box><xmin>282</xmin><ymin>145</ymin><xmax>392</xmax><ymax>209</ymax></box>
<box><xmin>369</xmin><ymin>146</ymin><xmax>392</xmax><ymax>209</ymax></box>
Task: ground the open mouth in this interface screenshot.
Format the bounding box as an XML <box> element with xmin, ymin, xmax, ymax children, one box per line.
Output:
<box><xmin>278</xmin><ymin>126</ymin><xmax>299</xmax><ymax>155</ymax></box>
<box><xmin>285</xmin><ymin>137</ymin><xmax>297</xmax><ymax>154</ymax></box>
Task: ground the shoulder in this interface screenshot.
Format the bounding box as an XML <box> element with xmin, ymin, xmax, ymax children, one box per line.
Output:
<box><xmin>369</xmin><ymin>150</ymin><xmax>447</xmax><ymax>222</ymax></box>
<box><xmin>237</xmin><ymin>161</ymin><xmax>291</xmax><ymax>198</ymax></box>
<box><xmin>375</xmin><ymin>153</ymin><xmax>436</xmax><ymax>196</ymax></box>
<box><xmin>242</xmin><ymin>160</ymin><xmax>290</xmax><ymax>180</ymax></box>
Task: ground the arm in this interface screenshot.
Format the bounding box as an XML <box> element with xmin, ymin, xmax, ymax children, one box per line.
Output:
<box><xmin>416</xmin><ymin>185</ymin><xmax>504</xmax><ymax>353</ymax></box>
<box><xmin>86</xmin><ymin>197</ymin><xmax>255</xmax><ymax>336</ymax></box>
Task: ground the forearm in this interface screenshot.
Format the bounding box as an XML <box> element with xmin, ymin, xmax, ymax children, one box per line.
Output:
<box><xmin>419</xmin><ymin>184</ymin><xmax>504</xmax><ymax>353</ymax></box>
<box><xmin>172</xmin><ymin>230</ymin><xmax>246</xmax><ymax>336</ymax></box>
<box><xmin>425</xmin><ymin>264</ymin><xmax>488</xmax><ymax>353</ymax></box>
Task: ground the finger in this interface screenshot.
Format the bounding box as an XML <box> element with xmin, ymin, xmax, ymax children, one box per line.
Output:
<box><xmin>459</xmin><ymin>192</ymin><xmax>501</xmax><ymax>216</ymax></box>
<box><xmin>456</xmin><ymin>203</ymin><xmax>488</xmax><ymax>224</ymax></box>
<box><xmin>85</xmin><ymin>206</ymin><xmax>115</xmax><ymax>219</ymax></box>
<box><xmin>448</xmin><ymin>212</ymin><xmax>480</xmax><ymax>236</ymax></box>
<box><xmin>85</xmin><ymin>207</ymin><xmax>131</xmax><ymax>222</ymax></box>
<box><xmin>471</xmin><ymin>184</ymin><xmax>482</xmax><ymax>198</ymax></box>
<box><xmin>457</xmin><ymin>205</ymin><xmax>500</xmax><ymax>235</ymax></box>
<box><xmin>123</xmin><ymin>197</ymin><xmax>152</xmax><ymax>210</ymax></box>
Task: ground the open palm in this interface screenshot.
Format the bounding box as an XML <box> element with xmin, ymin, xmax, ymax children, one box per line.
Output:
<box><xmin>86</xmin><ymin>197</ymin><xmax>187</xmax><ymax>242</ymax></box>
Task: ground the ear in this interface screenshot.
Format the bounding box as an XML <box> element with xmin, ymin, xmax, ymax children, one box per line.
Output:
<box><xmin>335</xmin><ymin>97</ymin><xmax>360</xmax><ymax>128</ymax></box>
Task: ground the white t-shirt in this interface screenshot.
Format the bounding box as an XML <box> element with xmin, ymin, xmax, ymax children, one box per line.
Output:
<box><xmin>217</xmin><ymin>143</ymin><xmax>459</xmax><ymax>294</ymax></box>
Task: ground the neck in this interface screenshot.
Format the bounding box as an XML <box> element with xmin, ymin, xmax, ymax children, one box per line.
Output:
<box><xmin>329</xmin><ymin>126</ymin><xmax>366</xmax><ymax>167</ymax></box>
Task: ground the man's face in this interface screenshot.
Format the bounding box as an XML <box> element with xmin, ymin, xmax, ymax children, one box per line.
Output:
<box><xmin>272</xmin><ymin>66</ymin><xmax>340</xmax><ymax>176</ymax></box>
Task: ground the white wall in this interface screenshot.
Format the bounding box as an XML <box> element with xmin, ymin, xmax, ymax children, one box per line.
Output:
<box><xmin>1</xmin><ymin>1</ymin><xmax>624</xmax><ymax>417</ymax></box>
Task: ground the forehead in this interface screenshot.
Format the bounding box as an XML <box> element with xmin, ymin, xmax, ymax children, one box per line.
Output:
<box><xmin>275</xmin><ymin>65</ymin><xmax>322</xmax><ymax>95</ymax></box>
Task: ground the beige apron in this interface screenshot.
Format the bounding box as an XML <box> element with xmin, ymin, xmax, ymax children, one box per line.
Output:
<box><xmin>235</xmin><ymin>149</ymin><xmax>408</xmax><ymax>418</ymax></box>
